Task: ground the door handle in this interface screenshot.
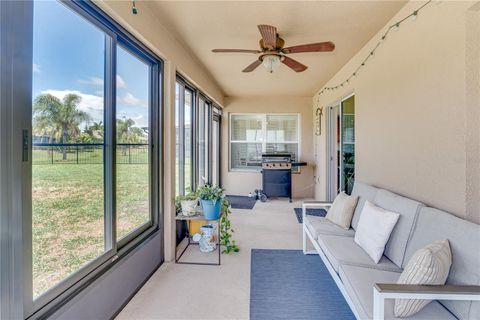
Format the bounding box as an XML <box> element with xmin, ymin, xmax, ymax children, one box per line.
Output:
<box><xmin>22</xmin><ymin>129</ymin><xmax>29</xmax><ymax>162</ymax></box>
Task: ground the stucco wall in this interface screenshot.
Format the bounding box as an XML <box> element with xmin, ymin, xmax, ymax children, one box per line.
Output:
<box><xmin>221</xmin><ymin>96</ymin><xmax>315</xmax><ymax>199</ymax></box>
<box><xmin>312</xmin><ymin>1</ymin><xmax>479</xmax><ymax>223</ymax></box>
<box><xmin>466</xmin><ymin>3</ymin><xmax>480</xmax><ymax>224</ymax></box>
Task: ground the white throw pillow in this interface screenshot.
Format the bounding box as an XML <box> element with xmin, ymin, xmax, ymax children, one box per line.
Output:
<box><xmin>325</xmin><ymin>192</ymin><xmax>358</xmax><ymax>230</ymax></box>
<box><xmin>394</xmin><ymin>240</ymin><xmax>452</xmax><ymax>318</ymax></box>
<box><xmin>354</xmin><ymin>200</ymin><xmax>400</xmax><ymax>263</ymax></box>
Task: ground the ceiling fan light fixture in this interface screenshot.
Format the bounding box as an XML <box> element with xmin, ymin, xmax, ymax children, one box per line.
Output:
<box><xmin>212</xmin><ymin>24</ymin><xmax>335</xmax><ymax>73</ymax></box>
<box><xmin>262</xmin><ymin>55</ymin><xmax>281</xmax><ymax>73</ymax></box>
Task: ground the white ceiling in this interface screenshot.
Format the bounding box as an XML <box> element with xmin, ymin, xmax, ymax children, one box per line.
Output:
<box><xmin>148</xmin><ymin>1</ymin><xmax>406</xmax><ymax>97</ymax></box>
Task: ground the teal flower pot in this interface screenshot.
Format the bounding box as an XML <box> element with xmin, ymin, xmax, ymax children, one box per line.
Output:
<box><xmin>201</xmin><ymin>199</ymin><xmax>221</xmax><ymax>220</ymax></box>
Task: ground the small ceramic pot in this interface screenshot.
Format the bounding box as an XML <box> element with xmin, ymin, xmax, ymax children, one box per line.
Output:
<box><xmin>199</xmin><ymin>224</ymin><xmax>216</xmax><ymax>253</ymax></box>
<box><xmin>181</xmin><ymin>199</ymin><xmax>198</xmax><ymax>216</ymax></box>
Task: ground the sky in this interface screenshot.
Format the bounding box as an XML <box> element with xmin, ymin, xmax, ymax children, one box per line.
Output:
<box><xmin>32</xmin><ymin>0</ymin><xmax>149</xmax><ymax>130</ymax></box>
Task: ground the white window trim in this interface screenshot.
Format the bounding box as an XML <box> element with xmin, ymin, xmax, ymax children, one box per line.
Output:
<box><xmin>229</xmin><ymin>113</ymin><xmax>301</xmax><ymax>172</ymax></box>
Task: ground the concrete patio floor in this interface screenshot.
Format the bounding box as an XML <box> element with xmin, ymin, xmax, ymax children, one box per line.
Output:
<box><xmin>116</xmin><ymin>198</ymin><xmax>308</xmax><ymax>320</ymax></box>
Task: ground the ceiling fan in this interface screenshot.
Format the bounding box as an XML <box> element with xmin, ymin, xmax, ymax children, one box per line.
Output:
<box><xmin>212</xmin><ymin>24</ymin><xmax>335</xmax><ymax>73</ymax></box>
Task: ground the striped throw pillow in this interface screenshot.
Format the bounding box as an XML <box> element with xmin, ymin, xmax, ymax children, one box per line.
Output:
<box><xmin>394</xmin><ymin>239</ymin><xmax>452</xmax><ymax>318</ymax></box>
<box><xmin>325</xmin><ymin>192</ymin><xmax>358</xmax><ymax>230</ymax></box>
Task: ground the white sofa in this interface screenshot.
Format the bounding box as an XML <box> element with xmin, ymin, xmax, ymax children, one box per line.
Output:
<box><xmin>302</xmin><ymin>182</ymin><xmax>480</xmax><ymax>320</ymax></box>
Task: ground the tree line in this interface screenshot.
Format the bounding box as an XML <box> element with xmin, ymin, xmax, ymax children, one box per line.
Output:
<box><xmin>33</xmin><ymin>93</ymin><xmax>147</xmax><ymax>145</ymax></box>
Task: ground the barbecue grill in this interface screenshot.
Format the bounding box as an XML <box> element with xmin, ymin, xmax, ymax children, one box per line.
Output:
<box><xmin>258</xmin><ymin>153</ymin><xmax>306</xmax><ymax>202</ymax></box>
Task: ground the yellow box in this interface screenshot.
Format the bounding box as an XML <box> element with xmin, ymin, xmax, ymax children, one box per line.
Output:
<box><xmin>188</xmin><ymin>220</ymin><xmax>208</xmax><ymax>235</ymax></box>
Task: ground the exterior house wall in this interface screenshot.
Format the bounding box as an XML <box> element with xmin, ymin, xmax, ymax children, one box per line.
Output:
<box><xmin>221</xmin><ymin>96</ymin><xmax>315</xmax><ymax>199</ymax></box>
<box><xmin>312</xmin><ymin>0</ymin><xmax>479</xmax><ymax>223</ymax></box>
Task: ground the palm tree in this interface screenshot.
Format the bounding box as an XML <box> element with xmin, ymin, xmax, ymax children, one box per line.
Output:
<box><xmin>81</xmin><ymin>121</ymin><xmax>104</xmax><ymax>143</ymax></box>
<box><xmin>116</xmin><ymin>118</ymin><xmax>135</xmax><ymax>144</ymax></box>
<box><xmin>33</xmin><ymin>93</ymin><xmax>91</xmax><ymax>160</ymax></box>
<box><xmin>116</xmin><ymin>118</ymin><xmax>146</xmax><ymax>157</ymax></box>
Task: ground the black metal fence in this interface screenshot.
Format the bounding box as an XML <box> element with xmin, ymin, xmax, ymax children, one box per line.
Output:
<box><xmin>32</xmin><ymin>143</ymin><xmax>148</xmax><ymax>165</ymax></box>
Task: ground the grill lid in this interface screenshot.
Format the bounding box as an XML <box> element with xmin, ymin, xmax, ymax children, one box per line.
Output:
<box><xmin>261</xmin><ymin>153</ymin><xmax>292</xmax><ymax>163</ymax></box>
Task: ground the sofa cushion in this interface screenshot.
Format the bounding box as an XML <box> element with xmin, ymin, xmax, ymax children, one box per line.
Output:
<box><xmin>351</xmin><ymin>182</ymin><xmax>379</xmax><ymax>230</ymax></box>
<box><xmin>316</xmin><ymin>234</ymin><xmax>402</xmax><ymax>273</ymax></box>
<box><xmin>354</xmin><ymin>200</ymin><xmax>400</xmax><ymax>264</ymax></box>
<box><xmin>373</xmin><ymin>189</ymin><xmax>424</xmax><ymax>268</ymax></box>
<box><xmin>305</xmin><ymin>215</ymin><xmax>355</xmax><ymax>239</ymax></box>
<box><xmin>339</xmin><ymin>264</ymin><xmax>456</xmax><ymax>320</ymax></box>
<box><xmin>326</xmin><ymin>191</ymin><xmax>358</xmax><ymax>229</ymax></box>
<box><xmin>404</xmin><ymin>207</ymin><xmax>480</xmax><ymax>320</ymax></box>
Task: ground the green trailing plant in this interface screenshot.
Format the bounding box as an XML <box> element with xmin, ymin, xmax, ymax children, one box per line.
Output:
<box><xmin>175</xmin><ymin>185</ymin><xmax>239</xmax><ymax>254</ymax></box>
<box><xmin>196</xmin><ymin>184</ymin><xmax>224</xmax><ymax>203</ymax></box>
<box><xmin>220</xmin><ymin>198</ymin><xmax>239</xmax><ymax>254</ymax></box>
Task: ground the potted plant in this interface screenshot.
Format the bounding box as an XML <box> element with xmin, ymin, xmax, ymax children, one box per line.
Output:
<box><xmin>175</xmin><ymin>191</ymin><xmax>198</xmax><ymax>217</ymax></box>
<box><xmin>197</xmin><ymin>184</ymin><xmax>224</xmax><ymax>220</ymax></box>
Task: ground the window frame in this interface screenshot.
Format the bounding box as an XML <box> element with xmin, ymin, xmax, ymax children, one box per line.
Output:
<box><xmin>211</xmin><ymin>107</ymin><xmax>222</xmax><ymax>186</ymax></box>
<box><xmin>197</xmin><ymin>93</ymin><xmax>212</xmax><ymax>186</ymax></box>
<box><xmin>175</xmin><ymin>73</ymin><xmax>221</xmax><ymax>193</ymax></box>
<box><xmin>115</xmin><ymin>41</ymin><xmax>158</xmax><ymax>247</ymax></box>
<box><xmin>175</xmin><ymin>76</ymin><xmax>196</xmax><ymax>195</ymax></box>
<box><xmin>229</xmin><ymin>113</ymin><xmax>301</xmax><ymax>172</ymax></box>
<box><xmin>25</xmin><ymin>0</ymin><xmax>163</xmax><ymax>317</ymax></box>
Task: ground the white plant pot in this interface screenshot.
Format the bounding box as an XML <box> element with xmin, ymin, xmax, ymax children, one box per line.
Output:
<box><xmin>181</xmin><ymin>199</ymin><xmax>198</xmax><ymax>216</ymax></box>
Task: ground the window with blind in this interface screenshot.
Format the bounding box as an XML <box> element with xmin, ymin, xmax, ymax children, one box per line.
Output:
<box><xmin>229</xmin><ymin>113</ymin><xmax>300</xmax><ymax>171</ymax></box>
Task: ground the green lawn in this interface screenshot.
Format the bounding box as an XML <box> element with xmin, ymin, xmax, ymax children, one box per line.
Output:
<box><xmin>32</xmin><ymin>163</ymin><xmax>149</xmax><ymax>297</ymax></box>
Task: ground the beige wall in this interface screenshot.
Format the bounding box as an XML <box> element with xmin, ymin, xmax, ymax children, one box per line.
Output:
<box><xmin>221</xmin><ymin>96</ymin><xmax>315</xmax><ymax>199</ymax></box>
<box><xmin>312</xmin><ymin>1</ymin><xmax>479</xmax><ymax>223</ymax></box>
<box><xmin>466</xmin><ymin>3</ymin><xmax>480</xmax><ymax>223</ymax></box>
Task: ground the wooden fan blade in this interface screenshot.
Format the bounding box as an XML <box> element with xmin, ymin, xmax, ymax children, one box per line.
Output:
<box><xmin>282</xmin><ymin>41</ymin><xmax>335</xmax><ymax>54</ymax></box>
<box><xmin>242</xmin><ymin>59</ymin><xmax>262</xmax><ymax>72</ymax></box>
<box><xmin>281</xmin><ymin>56</ymin><xmax>307</xmax><ymax>72</ymax></box>
<box><xmin>212</xmin><ymin>49</ymin><xmax>261</xmax><ymax>54</ymax></box>
<box><xmin>258</xmin><ymin>24</ymin><xmax>277</xmax><ymax>49</ymax></box>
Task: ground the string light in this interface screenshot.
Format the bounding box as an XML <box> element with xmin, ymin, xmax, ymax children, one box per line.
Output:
<box><xmin>411</xmin><ymin>10</ymin><xmax>418</xmax><ymax>21</ymax></box>
<box><xmin>317</xmin><ymin>0</ymin><xmax>437</xmax><ymax>97</ymax></box>
<box><xmin>132</xmin><ymin>0</ymin><xmax>138</xmax><ymax>14</ymax></box>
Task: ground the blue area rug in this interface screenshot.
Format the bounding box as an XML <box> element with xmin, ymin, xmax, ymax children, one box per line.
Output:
<box><xmin>226</xmin><ymin>195</ymin><xmax>257</xmax><ymax>210</ymax></box>
<box><xmin>250</xmin><ymin>249</ymin><xmax>355</xmax><ymax>320</ymax></box>
<box><xmin>294</xmin><ymin>208</ymin><xmax>327</xmax><ymax>223</ymax></box>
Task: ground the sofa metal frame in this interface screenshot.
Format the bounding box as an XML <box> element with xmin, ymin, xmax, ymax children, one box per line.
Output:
<box><xmin>302</xmin><ymin>201</ymin><xmax>362</xmax><ymax>319</ymax></box>
<box><xmin>302</xmin><ymin>201</ymin><xmax>480</xmax><ymax>320</ymax></box>
<box><xmin>373</xmin><ymin>284</ymin><xmax>480</xmax><ymax>320</ymax></box>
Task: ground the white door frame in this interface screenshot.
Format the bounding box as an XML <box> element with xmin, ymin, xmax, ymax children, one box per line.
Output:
<box><xmin>326</xmin><ymin>103</ymin><xmax>340</xmax><ymax>202</ymax></box>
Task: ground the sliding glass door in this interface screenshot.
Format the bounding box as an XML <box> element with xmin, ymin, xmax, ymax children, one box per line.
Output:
<box><xmin>341</xmin><ymin>95</ymin><xmax>355</xmax><ymax>195</ymax></box>
<box><xmin>115</xmin><ymin>44</ymin><xmax>153</xmax><ymax>243</ymax></box>
<box><xmin>31</xmin><ymin>0</ymin><xmax>109</xmax><ymax>298</ymax></box>
<box><xmin>327</xmin><ymin>95</ymin><xmax>355</xmax><ymax>200</ymax></box>
<box><xmin>29</xmin><ymin>0</ymin><xmax>161</xmax><ymax>315</ymax></box>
